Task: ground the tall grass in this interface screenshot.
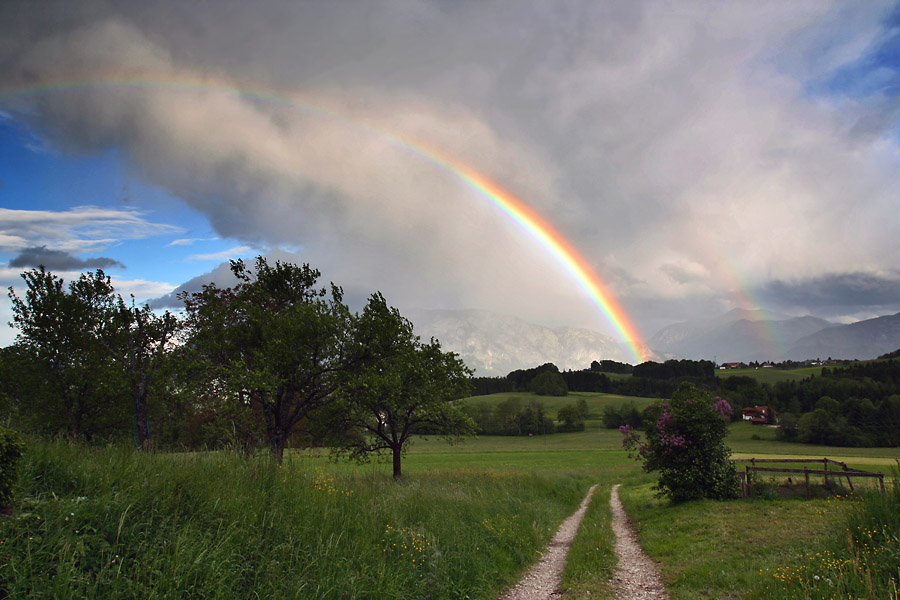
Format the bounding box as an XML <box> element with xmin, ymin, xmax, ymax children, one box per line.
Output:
<box><xmin>763</xmin><ymin>468</ymin><xmax>900</xmax><ymax>599</ymax></box>
<box><xmin>1</xmin><ymin>439</ymin><xmax>594</xmax><ymax>599</ymax></box>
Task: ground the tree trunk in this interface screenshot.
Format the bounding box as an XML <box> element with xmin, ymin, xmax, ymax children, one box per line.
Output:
<box><xmin>392</xmin><ymin>446</ymin><xmax>402</xmax><ymax>479</ymax></box>
<box><xmin>271</xmin><ymin>432</ymin><xmax>285</xmax><ymax>464</ymax></box>
<box><xmin>134</xmin><ymin>392</ymin><xmax>150</xmax><ymax>449</ymax></box>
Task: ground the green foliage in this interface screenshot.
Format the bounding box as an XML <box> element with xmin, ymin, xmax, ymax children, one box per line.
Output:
<box><xmin>181</xmin><ymin>257</ymin><xmax>354</xmax><ymax>463</ymax></box>
<box><xmin>622</xmin><ymin>383</ymin><xmax>739</xmax><ymax>503</ymax></box>
<box><xmin>775</xmin><ymin>412</ymin><xmax>800</xmax><ymax>441</ymax></box>
<box><xmin>463</xmin><ymin>396</ymin><xmax>557</xmax><ymax>436</ymax></box>
<box><xmin>530</xmin><ymin>370</ymin><xmax>568</xmax><ymax>396</ymax></box>
<box><xmin>506</xmin><ymin>363</ymin><xmax>560</xmax><ymax>392</ymax></box>
<box><xmin>590</xmin><ymin>359</ymin><xmax>633</xmax><ymax>374</ymax></box>
<box><xmin>0</xmin><ymin>426</ymin><xmax>25</xmax><ymax>506</ymax></box>
<box><xmin>7</xmin><ymin>267</ymin><xmax>130</xmax><ymax>439</ymax></box>
<box><xmin>324</xmin><ymin>293</ymin><xmax>474</xmax><ymax>478</ymax></box>
<box><xmin>556</xmin><ymin>404</ymin><xmax>587</xmax><ymax>433</ymax></box>
<box><xmin>632</xmin><ymin>359</ymin><xmax>716</xmax><ymax>381</ymax></box>
<box><xmin>560</xmin><ymin>369</ymin><xmax>611</xmax><ymax>393</ymax></box>
<box><xmin>602</xmin><ymin>401</ymin><xmax>645</xmax><ymax>429</ymax></box>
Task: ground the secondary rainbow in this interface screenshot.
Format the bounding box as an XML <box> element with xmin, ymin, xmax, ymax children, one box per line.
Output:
<box><xmin>0</xmin><ymin>74</ymin><xmax>649</xmax><ymax>363</ymax></box>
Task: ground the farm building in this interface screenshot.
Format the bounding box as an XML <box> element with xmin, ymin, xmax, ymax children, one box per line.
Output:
<box><xmin>741</xmin><ymin>405</ymin><xmax>775</xmax><ymax>425</ymax></box>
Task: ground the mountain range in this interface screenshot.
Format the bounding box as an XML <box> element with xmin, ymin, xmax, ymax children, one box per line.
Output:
<box><xmin>409</xmin><ymin>307</ymin><xmax>900</xmax><ymax>376</ymax></box>
<box><xmin>407</xmin><ymin>309</ymin><xmax>648</xmax><ymax>377</ymax></box>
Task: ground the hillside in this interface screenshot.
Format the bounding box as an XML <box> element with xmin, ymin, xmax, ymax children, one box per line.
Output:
<box><xmin>787</xmin><ymin>312</ymin><xmax>900</xmax><ymax>360</ymax></box>
<box><xmin>649</xmin><ymin>309</ymin><xmax>834</xmax><ymax>362</ymax></box>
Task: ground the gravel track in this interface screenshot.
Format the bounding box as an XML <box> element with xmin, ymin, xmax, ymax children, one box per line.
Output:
<box><xmin>608</xmin><ymin>484</ymin><xmax>669</xmax><ymax>600</ymax></box>
<box><xmin>496</xmin><ymin>483</ymin><xmax>669</xmax><ymax>600</ymax></box>
<box><xmin>497</xmin><ymin>484</ymin><xmax>598</xmax><ymax>600</ymax></box>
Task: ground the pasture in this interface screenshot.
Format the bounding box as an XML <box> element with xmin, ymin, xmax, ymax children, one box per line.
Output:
<box><xmin>2</xmin><ymin>391</ymin><xmax>898</xmax><ymax>599</ymax></box>
<box><xmin>716</xmin><ymin>366</ymin><xmax>824</xmax><ymax>384</ymax></box>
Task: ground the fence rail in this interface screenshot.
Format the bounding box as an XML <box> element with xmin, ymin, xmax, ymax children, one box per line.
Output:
<box><xmin>731</xmin><ymin>457</ymin><xmax>885</xmax><ymax>498</ymax></box>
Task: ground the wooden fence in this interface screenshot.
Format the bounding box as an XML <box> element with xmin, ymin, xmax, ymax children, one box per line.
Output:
<box><xmin>731</xmin><ymin>458</ymin><xmax>885</xmax><ymax>498</ymax></box>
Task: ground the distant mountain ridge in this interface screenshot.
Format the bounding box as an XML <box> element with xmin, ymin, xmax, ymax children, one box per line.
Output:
<box><xmin>407</xmin><ymin>308</ymin><xmax>900</xmax><ymax>375</ymax></box>
<box><xmin>650</xmin><ymin>309</ymin><xmax>836</xmax><ymax>362</ymax></box>
<box><xmin>787</xmin><ymin>312</ymin><xmax>900</xmax><ymax>360</ymax></box>
<box><xmin>406</xmin><ymin>309</ymin><xmax>642</xmax><ymax>376</ymax></box>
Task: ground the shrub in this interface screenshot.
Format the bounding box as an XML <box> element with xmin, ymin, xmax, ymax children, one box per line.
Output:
<box><xmin>621</xmin><ymin>382</ymin><xmax>739</xmax><ymax>503</ymax></box>
<box><xmin>0</xmin><ymin>426</ymin><xmax>26</xmax><ymax>506</ymax></box>
<box><xmin>556</xmin><ymin>403</ymin><xmax>585</xmax><ymax>432</ymax></box>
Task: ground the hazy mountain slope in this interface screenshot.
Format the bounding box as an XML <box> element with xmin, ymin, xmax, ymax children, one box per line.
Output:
<box><xmin>786</xmin><ymin>312</ymin><xmax>900</xmax><ymax>360</ymax></box>
<box><xmin>650</xmin><ymin>311</ymin><xmax>834</xmax><ymax>362</ymax></box>
<box><xmin>406</xmin><ymin>309</ymin><xmax>636</xmax><ymax>376</ymax></box>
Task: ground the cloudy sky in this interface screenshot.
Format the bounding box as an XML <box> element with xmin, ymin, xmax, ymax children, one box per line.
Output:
<box><xmin>1</xmin><ymin>0</ymin><xmax>899</xmax><ymax>350</ymax></box>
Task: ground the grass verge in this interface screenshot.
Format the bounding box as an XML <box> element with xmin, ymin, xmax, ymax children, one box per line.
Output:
<box><xmin>1</xmin><ymin>439</ymin><xmax>594</xmax><ymax>599</ymax></box>
<box><xmin>617</xmin><ymin>482</ymin><xmax>855</xmax><ymax>600</ymax></box>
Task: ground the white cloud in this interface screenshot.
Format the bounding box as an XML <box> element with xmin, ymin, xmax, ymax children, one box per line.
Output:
<box><xmin>167</xmin><ymin>237</ymin><xmax>219</xmax><ymax>247</ymax></box>
<box><xmin>0</xmin><ymin>206</ymin><xmax>182</xmax><ymax>253</ymax></box>
<box><xmin>187</xmin><ymin>245</ymin><xmax>255</xmax><ymax>262</ymax></box>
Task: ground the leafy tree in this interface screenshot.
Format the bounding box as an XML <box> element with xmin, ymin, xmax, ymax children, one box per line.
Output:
<box><xmin>530</xmin><ymin>370</ymin><xmax>567</xmax><ymax>396</ymax></box>
<box><xmin>557</xmin><ymin>402</ymin><xmax>585</xmax><ymax>432</ymax></box>
<box><xmin>182</xmin><ymin>257</ymin><xmax>354</xmax><ymax>463</ymax></box>
<box><xmin>775</xmin><ymin>412</ymin><xmax>800</xmax><ymax>441</ymax></box>
<box><xmin>328</xmin><ymin>294</ymin><xmax>474</xmax><ymax>478</ymax></box>
<box><xmin>517</xmin><ymin>399</ymin><xmax>555</xmax><ymax>435</ymax></box>
<box><xmin>602</xmin><ymin>401</ymin><xmax>644</xmax><ymax>429</ymax></box>
<box><xmin>98</xmin><ymin>296</ymin><xmax>179</xmax><ymax>449</ymax></box>
<box><xmin>622</xmin><ymin>382</ymin><xmax>739</xmax><ymax>503</ymax></box>
<box><xmin>8</xmin><ymin>268</ymin><xmax>126</xmax><ymax>438</ymax></box>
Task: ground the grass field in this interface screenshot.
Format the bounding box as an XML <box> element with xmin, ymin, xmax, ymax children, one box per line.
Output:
<box><xmin>463</xmin><ymin>390</ymin><xmax>655</xmax><ymax>420</ymax></box>
<box><xmin>3</xmin><ymin>394</ymin><xmax>899</xmax><ymax>599</ymax></box>
<box><xmin>716</xmin><ymin>366</ymin><xmax>824</xmax><ymax>383</ymax></box>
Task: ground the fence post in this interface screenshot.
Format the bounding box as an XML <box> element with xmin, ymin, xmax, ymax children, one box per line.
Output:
<box><xmin>805</xmin><ymin>467</ymin><xmax>810</xmax><ymax>498</ymax></box>
<box><xmin>746</xmin><ymin>466</ymin><xmax>751</xmax><ymax>498</ymax></box>
<box><xmin>823</xmin><ymin>458</ymin><xmax>828</xmax><ymax>487</ymax></box>
<box><xmin>879</xmin><ymin>474</ymin><xmax>885</xmax><ymax>495</ymax></box>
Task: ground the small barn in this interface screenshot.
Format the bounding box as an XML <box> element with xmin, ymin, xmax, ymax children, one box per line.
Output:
<box><xmin>741</xmin><ymin>405</ymin><xmax>774</xmax><ymax>425</ymax></box>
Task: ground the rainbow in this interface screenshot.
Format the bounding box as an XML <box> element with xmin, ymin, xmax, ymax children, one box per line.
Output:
<box><xmin>705</xmin><ymin>253</ymin><xmax>786</xmax><ymax>360</ymax></box>
<box><xmin>0</xmin><ymin>74</ymin><xmax>649</xmax><ymax>362</ymax></box>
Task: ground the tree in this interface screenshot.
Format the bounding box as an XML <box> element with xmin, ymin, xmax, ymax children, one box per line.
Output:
<box><xmin>621</xmin><ymin>383</ymin><xmax>739</xmax><ymax>503</ymax></box>
<box><xmin>98</xmin><ymin>296</ymin><xmax>179</xmax><ymax>449</ymax></box>
<box><xmin>182</xmin><ymin>257</ymin><xmax>354</xmax><ymax>463</ymax></box>
<box><xmin>530</xmin><ymin>370</ymin><xmax>568</xmax><ymax>396</ymax></box>
<box><xmin>557</xmin><ymin>402</ymin><xmax>585</xmax><ymax>432</ymax></box>
<box><xmin>8</xmin><ymin>267</ymin><xmax>125</xmax><ymax>438</ymax></box>
<box><xmin>328</xmin><ymin>294</ymin><xmax>474</xmax><ymax>478</ymax></box>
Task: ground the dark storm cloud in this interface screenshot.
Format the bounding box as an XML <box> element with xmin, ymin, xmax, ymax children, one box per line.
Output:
<box><xmin>761</xmin><ymin>271</ymin><xmax>900</xmax><ymax>313</ymax></box>
<box><xmin>9</xmin><ymin>246</ymin><xmax>125</xmax><ymax>271</ymax></box>
<box><xmin>2</xmin><ymin>1</ymin><xmax>900</xmax><ymax>337</ymax></box>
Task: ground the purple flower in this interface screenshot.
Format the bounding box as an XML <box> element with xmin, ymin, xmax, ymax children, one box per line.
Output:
<box><xmin>713</xmin><ymin>397</ymin><xmax>733</xmax><ymax>418</ymax></box>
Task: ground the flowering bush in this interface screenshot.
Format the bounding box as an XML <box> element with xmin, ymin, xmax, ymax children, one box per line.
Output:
<box><xmin>621</xmin><ymin>383</ymin><xmax>739</xmax><ymax>503</ymax></box>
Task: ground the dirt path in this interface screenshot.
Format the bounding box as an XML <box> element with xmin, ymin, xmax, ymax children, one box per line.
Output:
<box><xmin>608</xmin><ymin>484</ymin><xmax>669</xmax><ymax>600</ymax></box>
<box><xmin>497</xmin><ymin>484</ymin><xmax>598</xmax><ymax>600</ymax></box>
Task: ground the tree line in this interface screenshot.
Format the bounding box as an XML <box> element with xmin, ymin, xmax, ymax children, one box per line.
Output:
<box><xmin>1</xmin><ymin>258</ymin><xmax>474</xmax><ymax>478</ymax></box>
<box><xmin>598</xmin><ymin>358</ymin><xmax>900</xmax><ymax>448</ymax></box>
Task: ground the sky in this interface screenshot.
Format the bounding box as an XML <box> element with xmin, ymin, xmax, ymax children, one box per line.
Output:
<box><xmin>1</xmin><ymin>0</ymin><xmax>899</xmax><ymax>351</ymax></box>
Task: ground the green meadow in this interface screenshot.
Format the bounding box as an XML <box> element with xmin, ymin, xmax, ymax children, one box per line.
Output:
<box><xmin>716</xmin><ymin>366</ymin><xmax>825</xmax><ymax>384</ymax></box>
<box><xmin>2</xmin><ymin>391</ymin><xmax>899</xmax><ymax>599</ymax></box>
